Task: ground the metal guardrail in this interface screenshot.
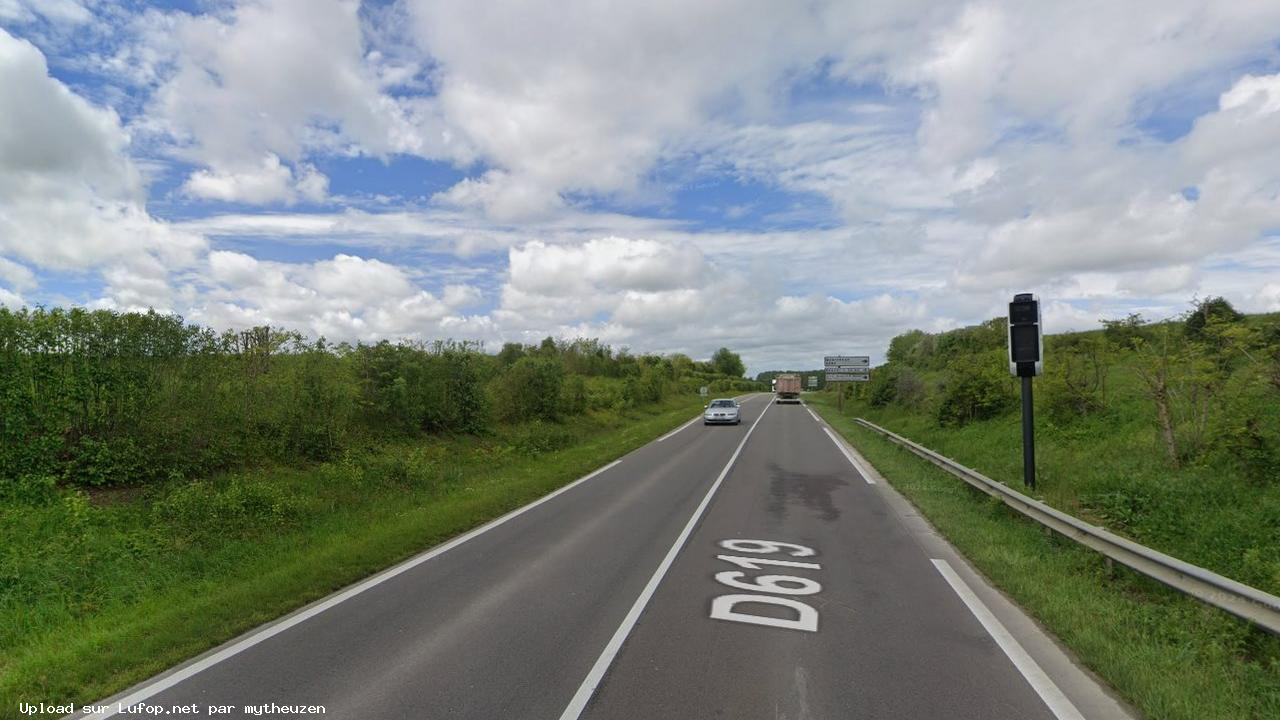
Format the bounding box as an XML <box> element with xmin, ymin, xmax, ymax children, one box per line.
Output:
<box><xmin>853</xmin><ymin>418</ymin><xmax>1280</xmax><ymax>636</ymax></box>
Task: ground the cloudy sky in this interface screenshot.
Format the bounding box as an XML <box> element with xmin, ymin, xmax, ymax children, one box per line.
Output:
<box><xmin>3</xmin><ymin>0</ymin><xmax>1280</xmax><ymax>374</ymax></box>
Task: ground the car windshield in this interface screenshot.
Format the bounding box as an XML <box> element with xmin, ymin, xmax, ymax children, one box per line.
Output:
<box><xmin>710</xmin><ymin>400</ymin><xmax>735</xmax><ymax>408</ymax></box>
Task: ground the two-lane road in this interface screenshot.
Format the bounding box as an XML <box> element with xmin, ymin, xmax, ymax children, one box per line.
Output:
<box><xmin>78</xmin><ymin>395</ymin><xmax>1132</xmax><ymax>719</ymax></box>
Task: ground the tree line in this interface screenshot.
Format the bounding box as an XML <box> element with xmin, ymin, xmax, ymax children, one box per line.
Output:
<box><xmin>0</xmin><ymin>308</ymin><xmax>761</xmax><ymax>490</ymax></box>
<box><xmin>849</xmin><ymin>297</ymin><xmax>1280</xmax><ymax>477</ymax></box>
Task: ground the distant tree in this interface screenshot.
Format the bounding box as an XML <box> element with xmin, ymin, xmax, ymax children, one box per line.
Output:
<box><xmin>1264</xmin><ymin>322</ymin><xmax>1280</xmax><ymax>392</ymax></box>
<box><xmin>710</xmin><ymin>347</ymin><xmax>745</xmax><ymax>378</ymax></box>
<box><xmin>497</xmin><ymin>342</ymin><xmax>526</xmax><ymax>366</ymax></box>
<box><xmin>1185</xmin><ymin>296</ymin><xmax>1244</xmax><ymax>340</ymax></box>
<box><xmin>887</xmin><ymin>330</ymin><xmax>927</xmax><ymax>365</ymax></box>
<box><xmin>669</xmin><ymin>353</ymin><xmax>695</xmax><ymax>378</ymax></box>
<box><xmin>1101</xmin><ymin>313</ymin><xmax>1146</xmax><ymax>350</ymax></box>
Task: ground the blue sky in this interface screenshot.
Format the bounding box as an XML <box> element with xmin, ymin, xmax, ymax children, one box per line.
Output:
<box><xmin>3</xmin><ymin>0</ymin><xmax>1280</xmax><ymax>373</ymax></box>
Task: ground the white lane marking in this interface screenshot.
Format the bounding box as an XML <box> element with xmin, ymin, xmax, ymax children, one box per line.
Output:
<box><xmin>657</xmin><ymin>415</ymin><xmax>701</xmax><ymax>442</ymax></box>
<box><xmin>558</xmin><ymin>401</ymin><xmax>773</xmax><ymax>720</ymax></box>
<box><xmin>822</xmin><ymin>427</ymin><xmax>876</xmax><ymax>485</ymax></box>
<box><xmin>78</xmin><ymin>459</ymin><xmax>624</xmax><ymax>720</ymax></box>
<box><xmin>930</xmin><ymin>560</ymin><xmax>1086</xmax><ymax>720</ymax></box>
<box><xmin>806</xmin><ymin>408</ymin><xmax>820</xmax><ymax>423</ymax></box>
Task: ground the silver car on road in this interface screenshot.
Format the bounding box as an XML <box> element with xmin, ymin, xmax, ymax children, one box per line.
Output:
<box><xmin>703</xmin><ymin>398</ymin><xmax>741</xmax><ymax>425</ymax></box>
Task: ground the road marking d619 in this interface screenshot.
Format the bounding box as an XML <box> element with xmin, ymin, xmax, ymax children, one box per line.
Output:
<box><xmin>709</xmin><ymin>538</ymin><xmax>822</xmax><ymax>632</ymax></box>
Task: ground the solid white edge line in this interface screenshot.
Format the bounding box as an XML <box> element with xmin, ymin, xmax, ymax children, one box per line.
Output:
<box><xmin>78</xmin><ymin>458</ymin><xmax>625</xmax><ymax>720</ymax></box>
<box><xmin>557</xmin><ymin>400</ymin><xmax>773</xmax><ymax>720</ymax></box>
<box><xmin>657</xmin><ymin>415</ymin><xmax>701</xmax><ymax>442</ymax></box>
<box><xmin>930</xmin><ymin>559</ymin><xmax>1086</xmax><ymax>720</ymax></box>
<box><xmin>822</xmin><ymin>427</ymin><xmax>876</xmax><ymax>485</ymax></box>
<box><xmin>806</xmin><ymin>408</ymin><xmax>820</xmax><ymax>423</ymax></box>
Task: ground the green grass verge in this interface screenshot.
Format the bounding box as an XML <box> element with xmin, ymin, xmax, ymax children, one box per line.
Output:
<box><xmin>0</xmin><ymin>395</ymin><xmax>705</xmax><ymax>718</ymax></box>
<box><xmin>848</xmin><ymin>359</ymin><xmax>1280</xmax><ymax>595</ymax></box>
<box><xmin>808</xmin><ymin>394</ymin><xmax>1279</xmax><ymax>720</ymax></box>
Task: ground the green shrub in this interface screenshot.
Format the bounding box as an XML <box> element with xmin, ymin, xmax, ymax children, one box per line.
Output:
<box><xmin>1208</xmin><ymin>374</ymin><xmax>1280</xmax><ymax>483</ymax></box>
<box><xmin>623</xmin><ymin>366</ymin><xmax>667</xmax><ymax>406</ymax></box>
<box><xmin>67</xmin><ymin>437</ymin><xmax>147</xmax><ymax>487</ymax></box>
<box><xmin>0</xmin><ymin>474</ymin><xmax>58</xmax><ymax>505</ymax></box>
<box><xmin>561</xmin><ymin>375</ymin><xmax>588</xmax><ymax>415</ymax></box>
<box><xmin>1041</xmin><ymin>340</ymin><xmax>1109</xmax><ymax>422</ymax></box>
<box><xmin>867</xmin><ymin>364</ymin><xmax>901</xmax><ymax>407</ymax></box>
<box><xmin>509</xmin><ymin>421</ymin><xmax>578</xmax><ymax>455</ymax></box>
<box><xmin>936</xmin><ymin>351</ymin><xmax>1015</xmax><ymax>426</ymax></box>
<box><xmin>356</xmin><ymin>447</ymin><xmax>448</xmax><ymax>490</ymax></box>
<box><xmin>155</xmin><ymin>476</ymin><xmax>302</xmax><ymax>534</ymax></box>
<box><xmin>586</xmin><ymin>378</ymin><xmax>626</xmax><ymax>411</ymax></box>
<box><xmin>894</xmin><ymin>366</ymin><xmax>928</xmax><ymax>410</ymax></box>
<box><xmin>491</xmin><ymin>356</ymin><xmax>565</xmax><ymax>423</ymax></box>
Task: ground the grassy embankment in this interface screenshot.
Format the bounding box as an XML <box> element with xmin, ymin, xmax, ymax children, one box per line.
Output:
<box><xmin>0</xmin><ymin>307</ymin><xmax>763</xmax><ymax>717</ymax></box>
<box><xmin>809</xmin><ymin>302</ymin><xmax>1280</xmax><ymax>720</ymax></box>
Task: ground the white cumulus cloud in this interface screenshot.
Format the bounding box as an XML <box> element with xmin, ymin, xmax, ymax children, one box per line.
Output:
<box><xmin>0</xmin><ymin>27</ymin><xmax>204</xmax><ymax>274</ymax></box>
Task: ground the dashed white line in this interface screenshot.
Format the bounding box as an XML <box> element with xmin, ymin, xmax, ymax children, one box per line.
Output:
<box><xmin>930</xmin><ymin>559</ymin><xmax>1086</xmax><ymax>720</ymax></box>
<box><xmin>558</xmin><ymin>401</ymin><xmax>773</xmax><ymax>720</ymax></box>
<box><xmin>806</xmin><ymin>408</ymin><xmax>820</xmax><ymax>423</ymax></box>
<box><xmin>822</xmin><ymin>427</ymin><xmax>876</xmax><ymax>484</ymax></box>
<box><xmin>77</xmin><ymin>459</ymin><xmax>624</xmax><ymax>720</ymax></box>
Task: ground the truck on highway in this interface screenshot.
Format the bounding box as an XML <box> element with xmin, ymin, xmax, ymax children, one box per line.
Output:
<box><xmin>774</xmin><ymin>374</ymin><xmax>802</xmax><ymax>404</ymax></box>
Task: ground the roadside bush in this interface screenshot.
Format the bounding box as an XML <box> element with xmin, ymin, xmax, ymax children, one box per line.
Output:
<box><xmin>561</xmin><ymin>375</ymin><xmax>588</xmax><ymax>415</ymax></box>
<box><xmin>0</xmin><ymin>474</ymin><xmax>59</xmax><ymax>505</ymax></box>
<box><xmin>866</xmin><ymin>364</ymin><xmax>924</xmax><ymax>409</ymax></box>
<box><xmin>356</xmin><ymin>447</ymin><xmax>448</xmax><ymax>490</ymax></box>
<box><xmin>490</xmin><ymin>356</ymin><xmax>564</xmax><ymax>423</ymax></box>
<box><xmin>867</xmin><ymin>364</ymin><xmax>900</xmax><ymax>407</ymax></box>
<box><xmin>623</xmin><ymin>366</ymin><xmax>666</xmax><ymax>406</ymax></box>
<box><xmin>586</xmin><ymin>377</ymin><xmax>626</xmax><ymax>411</ymax></box>
<box><xmin>354</xmin><ymin>341</ymin><xmax>489</xmax><ymax>436</ymax></box>
<box><xmin>509</xmin><ymin>421</ymin><xmax>578</xmax><ymax>455</ymax></box>
<box><xmin>155</xmin><ymin>476</ymin><xmax>302</xmax><ymax>535</ymax></box>
<box><xmin>281</xmin><ymin>351</ymin><xmax>357</xmax><ymax>460</ymax></box>
<box><xmin>436</xmin><ymin>345</ymin><xmax>490</xmax><ymax>434</ymax></box>
<box><xmin>67</xmin><ymin>437</ymin><xmax>148</xmax><ymax>487</ymax></box>
<box><xmin>1208</xmin><ymin>374</ymin><xmax>1280</xmax><ymax>483</ymax></box>
<box><xmin>709</xmin><ymin>378</ymin><xmax>765</xmax><ymax>393</ymax></box>
<box><xmin>895</xmin><ymin>366</ymin><xmax>928</xmax><ymax>410</ymax></box>
<box><xmin>935</xmin><ymin>351</ymin><xmax>1014</xmax><ymax>426</ymax></box>
<box><xmin>1041</xmin><ymin>340</ymin><xmax>1109</xmax><ymax>422</ymax></box>
<box><xmin>1264</xmin><ymin>322</ymin><xmax>1280</xmax><ymax>392</ymax></box>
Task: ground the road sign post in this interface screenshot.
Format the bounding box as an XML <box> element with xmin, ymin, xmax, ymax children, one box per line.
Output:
<box><xmin>825</xmin><ymin>356</ymin><xmax>870</xmax><ymax>414</ymax></box>
<box><xmin>1008</xmin><ymin>294</ymin><xmax>1043</xmax><ymax>490</ymax></box>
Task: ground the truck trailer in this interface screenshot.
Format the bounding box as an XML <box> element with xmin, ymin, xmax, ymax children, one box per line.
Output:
<box><xmin>774</xmin><ymin>374</ymin><xmax>802</xmax><ymax>404</ymax></box>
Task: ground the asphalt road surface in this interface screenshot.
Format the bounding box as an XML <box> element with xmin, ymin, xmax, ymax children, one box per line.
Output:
<box><xmin>77</xmin><ymin>395</ymin><xmax>1133</xmax><ymax>720</ymax></box>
